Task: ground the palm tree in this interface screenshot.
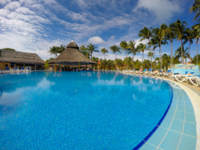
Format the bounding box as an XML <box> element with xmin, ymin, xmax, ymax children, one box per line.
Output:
<box><xmin>115</xmin><ymin>59</ymin><xmax>124</xmax><ymax>70</ymax></box>
<box><xmin>190</xmin><ymin>0</ymin><xmax>200</xmax><ymax>21</ymax></box>
<box><xmin>174</xmin><ymin>46</ymin><xmax>190</xmax><ymax>63</ymax></box>
<box><xmin>87</xmin><ymin>44</ymin><xmax>99</xmax><ymax>59</ymax></box>
<box><xmin>110</xmin><ymin>45</ymin><xmax>121</xmax><ymax>59</ymax></box>
<box><xmin>152</xmin><ymin>24</ymin><xmax>168</xmax><ymax>69</ymax></box>
<box><xmin>192</xmin><ymin>25</ymin><xmax>200</xmax><ymax>64</ymax></box>
<box><xmin>137</xmin><ymin>43</ymin><xmax>148</xmax><ymax>66</ymax></box>
<box><xmin>162</xmin><ymin>54</ymin><xmax>171</xmax><ymax>71</ymax></box>
<box><xmin>138</xmin><ymin>27</ymin><xmax>153</xmax><ymax>67</ymax></box>
<box><xmin>120</xmin><ymin>41</ymin><xmax>128</xmax><ymax>69</ymax></box>
<box><xmin>59</xmin><ymin>44</ymin><xmax>66</xmax><ymax>53</ymax></box>
<box><xmin>183</xmin><ymin>28</ymin><xmax>195</xmax><ymax>62</ymax></box>
<box><xmin>147</xmin><ymin>38</ymin><xmax>157</xmax><ymax>68</ymax></box>
<box><xmin>101</xmin><ymin>48</ymin><xmax>108</xmax><ymax>59</ymax></box>
<box><xmin>173</xmin><ymin>20</ymin><xmax>187</xmax><ymax>63</ymax></box>
<box><xmin>49</xmin><ymin>46</ymin><xmax>59</xmax><ymax>56</ymax></box>
<box><xmin>127</xmin><ymin>40</ymin><xmax>137</xmax><ymax>67</ymax></box>
<box><xmin>147</xmin><ymin>52</ymin><xmax>154</xmax><ymax>67</ymax></box>
<box><xmin>80</xmin><ymin>45</ymin><xmax>90</xmax><ymax>58</ymax></box>
<box><xmin>161</xmin><ymin>23</ymin><xmax>176</xmax><ymax>66</ymax></box>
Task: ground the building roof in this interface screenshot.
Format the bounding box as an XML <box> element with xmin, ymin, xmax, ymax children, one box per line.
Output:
<box><xmin>0</xmin><ymin>50</ymin><xmax>44</xmax><ymax>65</ymax></box>
<box><xmin>48</xmin><ymin>41</ymin><xmax>96</xmax><ymax>65</ymax></box>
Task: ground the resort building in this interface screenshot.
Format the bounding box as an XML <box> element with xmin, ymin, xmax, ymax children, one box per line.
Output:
<box><xmin>48</xmin><ymin>41</ymin><xmax>96</xmax><ymax>71</ymax></box>
<box><xmin>0</xmin><ymin>50</ymin><xmax>44</xmax><ymax>70</ymax></box>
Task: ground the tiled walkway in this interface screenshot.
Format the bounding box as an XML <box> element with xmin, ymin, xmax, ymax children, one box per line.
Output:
<box><xmin>139</xmin><ymin>80</ymin><xmax>197</xmax><ymax>150</ymax></box>
<box><xmin>121</xmin><ymin>72</ymin><xmax>199</xmax><ymax>149</ymax></box>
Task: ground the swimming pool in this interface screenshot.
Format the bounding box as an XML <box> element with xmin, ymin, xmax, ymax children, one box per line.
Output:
<box><xmin>0</xmin><ymin>71</ymin><xmax>172</xmax><ymax>149</ymax></box>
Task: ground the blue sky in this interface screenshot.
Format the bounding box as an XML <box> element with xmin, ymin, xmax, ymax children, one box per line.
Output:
<box><xmin>0</xmin><ymin>0</ymin><xmax>197</xmax><ymax>60</ymax></box>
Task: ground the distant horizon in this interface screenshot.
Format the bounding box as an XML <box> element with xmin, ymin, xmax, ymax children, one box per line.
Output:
<box><xmin>0</xmin><ymin>0</ymin><xmax>197</xmax><ymax>61</ymax></box>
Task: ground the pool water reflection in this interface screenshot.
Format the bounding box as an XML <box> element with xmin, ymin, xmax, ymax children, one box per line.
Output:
<box><xmin>0</xmin><ymin>71</ymin><xmax>172</xmax><ymax>149</ymax></box>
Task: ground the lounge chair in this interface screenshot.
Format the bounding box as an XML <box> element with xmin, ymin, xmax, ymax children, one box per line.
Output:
<box><xmin>135</xmin><ymin>68</ymin><xmax>143</xmax><ymax>74</ymax></box>
<box><xmin>187</xmin><ymin>75</ymin><xmax>200</xmax><ymax>86</ymax></box>
<box><xmin>141</xmin><ymin>69</ymin><xmax>148</xmax><ymax>74</ymax></box>
<box><xmin>144</xmin><ymin>68</ymin><xmax>152</xmax><ymax>75</ymax></box>
<box><xmin>173</xmin><ymin>71</ymin><xmax>195</xmax><ymax>82</ymax></box>
<box><xmin>163</xmin><ymin>70</ymin><xmax>172</xmax><ymax>77</ymax></box>
<box><xmin>129</xmin><ymin>69</ymin><xmax>135</xmax><ymax>73</ymax></box>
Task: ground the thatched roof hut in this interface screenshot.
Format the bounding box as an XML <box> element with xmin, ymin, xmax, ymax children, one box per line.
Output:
<box><xmin>0</xmin><ymin>50</ymin><xmax>44</xmax><ymax>65</ymax></box>
<box><xmin>48</xmin><ymin>41</ymin><xmax>96</xmax><ymax>65</ymax></box>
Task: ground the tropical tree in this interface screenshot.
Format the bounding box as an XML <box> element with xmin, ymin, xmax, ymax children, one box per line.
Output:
<box><xmin>115</xmin><ymin>58</ymin><xmax>124</xmax><ymax>70</ymax></box>
<box><xmin>92</xmin><ymin>57</ymin><xmax>99</xmax><ymax>69</ymax></box>
<box><xmin>87</xmin><ymin>44</ymin><xmax>99</xmax><ymax>58</ymax></box>
<box><xmin>49</xmin><ymin>46</ymin><xmax>59</xmax><ymax>56</ymax></box>
<box><xmin>161</xmin><ymin>23</ymin><xmax>176</xmax><ymax>66</ymax></box>
<box><xmin>173</xmin><ymin>20</ymin><xmax>187</xmax><ymax>63</ymax></box>
<box><xmin>190</xmin><ymin>0</ymin><xmax>200</xmax><ymax>21</ymax></box>
<box><xmin>45</xmin><ymin>57</ymin><xmax>54</xmax><ymax>69</ymax></box>
<box><xmin>147</xmin><ymin>38</ymin><xmax>157</xmax><ymax>67</ymax></box>
<box><xmin>174</xmin><ymin>46</ymin><xmax>190</xmax><ymax>63</ymax></box>
<box><xmin>147</xmin><ymin>52</ymin><xmax>155</xmax><ymax>66</ymax></box>
<box><xmin>183</xmin><ymin>28</ymin><xmax>195</xmax><ymax>61</ymax></box>
<box><xmin>101</xmin><ymin>48</ymin><xmax>108</xmax><ymax>59</ymax></box>
<box><xmin>138</xmin><ymin>27</ymin><xmax>153</xmax><ymax>67</ymax></box>
<box><xmin>143</xmin><ymin>59</ymin><xmax>151</xmax><ymax>69</ymax></box>
<box><xmin>0</xmin><ymin>50</ymin><xmax>1</xmax><ymax>57</ymax></box>
<box><xmin>100</xmin><ymin>59</ymin><xmax>107</xmax><ymax>70</ymax></box>
<box><xmin>110</xmin><ymin>45</ymin><xmax>120</xmax><ymax>59</ymax></box>
<box><xmin>120</xmin><ymin>41</ymin><xmax>128</xmax><ymax>69</ymax></box>
<box><xmin>3</xmin><ymin>48</ymin><xmax>16</xmax><ymax>51</ymax></box>
<box><xmin>152</xmin><ymin>24</ymin><xmax>168</xmax><ymax>69</ymax></box>
<box><xmin>137</xmin><ymin>43</ymin><xmax>149</xmax><ymax>66</ymax></box>
<box><xmin>58</xmin><ymin>44</ymin><xmax>66</xmax><ymax>53</ymax></box>
<box><xmin>134</xmin><ymin>60</ymin><xmax>142</xmax><ymax>70</ymax></box>
<box><xmin>80</xmin><ymin>45</ymin><xmax>90</xmax><ymax>58</ymax></box>
<box><xmin>49</xmin><ymin>45</ymin><xmax>66</xmax><ymax>56</ymax></box>
<box><xmin>162</xmin><ymin>54</ymin><xmax>171</xmax><ymax>71</ymax></box>
<box><xmin>124</xmin><ymin>57</ymin><xmax>133</xmax><ymax>69</ymax></box>
<box><xmin>192</xmin><ymin>54</ymin><xmax>200</xmax><ymax>64</ymax></box>
<box><xmin>106</xmin><ymin>60</ymin><xmax>115</xmax><ymax>70</ymax></box>
<box><xmin>192</xmin><ymin>25</ymin><xmax>200</xmax><ymax>64</ymax></box>
<box><xmin>127</xmin><ymin>40</ymin><xmax>137</xmax><ymax>67</ymax></box>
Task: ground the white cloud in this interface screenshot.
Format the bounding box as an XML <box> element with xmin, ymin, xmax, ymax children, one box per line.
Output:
<box><xmin>134</xmin><ymin>0</ymin><xmax>182</xmax><ymax>22</ymax></box>
<box><xmin>4</xmin><ymin>1</ymin><xmax>21</xmax><ymax>10</ymax></box>
<box><xmin>15</xmin><ymin>7</ymin><xmax>35</xmax><ymax>15</ymax></box>
<box><xmin>88</xmin><ymin>36</ymin><xmax>105</xmax><ymax>44</ymax></box>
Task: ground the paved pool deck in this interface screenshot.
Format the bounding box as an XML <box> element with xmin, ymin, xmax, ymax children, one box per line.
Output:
<box><xmin>121</xmin><ymin>72</ymin><xmax>200</xmax><ymax>150</ymax></box>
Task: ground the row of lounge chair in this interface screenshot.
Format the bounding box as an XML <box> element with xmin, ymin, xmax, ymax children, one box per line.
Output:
<box><xmin>123</xmin><ymin>68</ymin><xmax>200</xmax><ymax>87</ymax></box>
<box><xmin>0</xmin><ymin>67</ymin><xmax>31</xmax><ymax>74</ymax></box>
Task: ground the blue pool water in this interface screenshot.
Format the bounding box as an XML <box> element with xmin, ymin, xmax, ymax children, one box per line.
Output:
<box><xmin>0</xmin><ymin>71</ymin><xmax>172</xmax><ymax>149</ymax></box>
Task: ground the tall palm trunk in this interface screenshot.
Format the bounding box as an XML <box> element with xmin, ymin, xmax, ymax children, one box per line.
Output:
<box><xmin>170</xmin><ymin>38</ymin><xmax>173</xmax><ymax>68</ymax></box>
<box><xmin>151</xmin><ymin>54</ymin><xmax>152</xmax><ymax>69</ymax></box>
<box><xmin>159</xmin><ymin>43</ymin><xmax>162</xmax><ymax>70</ymax></box>
<box><xmin>143</xmin><ymin>51</ymin><xmax>144</xmax><ymax>67</ymax></box>
<box><xmin>181</xmin><ymin>39</ymin><xmax>184</xmax><ymax>63</ymax></box>
<box><xmin>188</xmin><ymin>42</ymin><xmax>191</xmax><ymax>62</ymax></box>
<box><xmin>197</xmin><ymin>41</ymin><xmax>199</xmax><ymax>64</ymax></box>
<box><xmin>115</xmin><ymin>53</ymin><xmax>116</xmax><ymax>60</ymax></box>
<box><xmin>133</xmin><ymin>53</ymin><xmax>134</xmax><ymax>68</ymax></box>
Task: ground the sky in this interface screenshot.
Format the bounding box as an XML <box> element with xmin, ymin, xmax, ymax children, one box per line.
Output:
<box><xmin>0</xmin><ymin>0</ymin><xmax>197</xmax><ymax>61</ymax></box>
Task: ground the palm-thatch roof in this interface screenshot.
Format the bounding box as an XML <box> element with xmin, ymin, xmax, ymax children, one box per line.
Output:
<box><xmin>0</xmin><ymin>50</ymin><xmax>44</xmax><ymax>65</ymax></box>
<box><xmin>48</xmin><ymin>41</ymin><xmax>96</xmax><ymax>65</ymax></box>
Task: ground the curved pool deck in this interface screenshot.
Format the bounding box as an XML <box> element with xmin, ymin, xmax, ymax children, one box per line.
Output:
<box><xmin>123</xmin><ymin>72</ymin><xmax>200</xmax><ymax>150</ymax></box>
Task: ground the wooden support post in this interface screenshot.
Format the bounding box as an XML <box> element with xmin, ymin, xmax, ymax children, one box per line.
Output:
<box><xmin>86</xmin><ymin>64</ymin><xmax>87</xmax><ymax>70</ymax></box>
<box><xmin>55</xmin><ymin>63</ymin><xmax>57</xmax><ymax>72</ymax></box>
<box><xmin>35</xmin><ymin>65</ymin><xmax>36</xmax><ymax>70</ymax></box>
<box><xmin>78</xmin><ymin>62</ymin><xmax>80</xmax><ymax>71</ymax></box>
